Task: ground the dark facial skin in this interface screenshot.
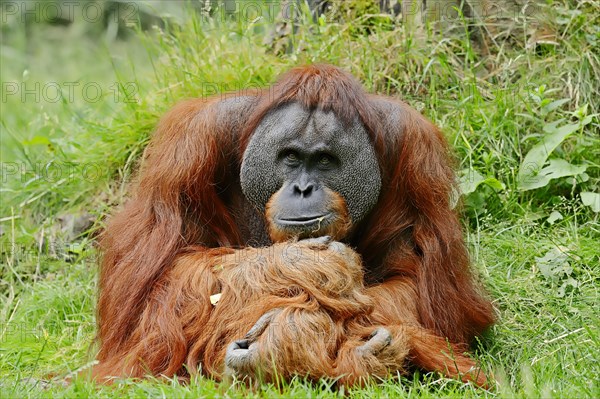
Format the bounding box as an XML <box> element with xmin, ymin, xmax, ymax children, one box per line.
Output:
<box><xmin>240</xmin><ymin>102</ymin><xmax>382</xmax><ymax>239</ymax></box>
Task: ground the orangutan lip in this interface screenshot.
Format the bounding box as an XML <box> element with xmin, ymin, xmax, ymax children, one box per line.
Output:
<box><xmin>277</xmin><ymin>214</ymin><xmax>331</xmax><ymax>226</ymax></box>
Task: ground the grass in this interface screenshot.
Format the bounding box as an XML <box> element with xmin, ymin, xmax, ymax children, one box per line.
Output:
<box><xmin>1</xmin><ymin>0</ymin><xmax>599</xmax><ymax>397</ymax></box>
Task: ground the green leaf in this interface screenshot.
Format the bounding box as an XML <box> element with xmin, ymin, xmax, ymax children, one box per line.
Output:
<box><xmin>547</xmin><ymin>211</ymin><xmax>563</xmax><ymax>224</ymax></box>
<box><xmin>458</xmin><ymin>169</ymin><xmax>504</xmax><ymax>195</ymax></box>
<box><xmin>482</xmin><ymin>178</ymin><xmax>504</xmax><ymax>191</ymax></box>
<box><xmin>518</xmin><ymin>159</ymin><xmax>587</xmax><ymax>191</ymax></box>
<box><xmin>23</xmin><ymin>136</ymin><xmax>51</xmax><ymax>146</ymax></box>
<box><xmin>580</xmin><ymin>192</ymin><xmax>600</xmax><ymax>212</ymax></box>
<box><xmin>518</xmin><ymin>119</ymin><xmax>582</xmax><ymax>188</ymax></box>
<box><xmin>581</xmin><ymin>114</ymin><xmax>594</xmax><ymax>125</ymax></box>
<box><xmin>536</xmin><ymin>247</ymin><xmax>571</xmax><ymax>282</ymax></box>
<box><xmin>542</xmin><ymin>98</ymin><xmax>570</xmax><ymax>114</ymax></box>
<box><xmin>458</xmin><ymin>169</ymin><xmax>483</xmax><ymax>195</ymax></box>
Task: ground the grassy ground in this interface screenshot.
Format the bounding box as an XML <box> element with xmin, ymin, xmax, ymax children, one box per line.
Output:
<box><xmin>1</xmin><ymin>1</ymin><xmax>599</xmax><ymax>398</ymax></box>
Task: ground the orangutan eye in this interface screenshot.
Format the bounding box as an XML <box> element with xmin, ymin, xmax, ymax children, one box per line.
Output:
<box><xmin>281</xmin><ymin>150</ymin><xmax>301</xmax><ymax>166</ymax></box>
<box><xmin>319</xmin><ymin>155</ymin><xmax>332</xmax><ymax>165</ymax></box>
<box><xmin>286</xmin><ymin>151</ymin><xmax>299</xmax><ymax>162</ymax></box>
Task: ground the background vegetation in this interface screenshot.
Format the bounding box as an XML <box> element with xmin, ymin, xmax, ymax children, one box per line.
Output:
<box><xmin>1</xmin><ymin>0</ymin><xmax>598</xmax><ymax>397</ymax></box>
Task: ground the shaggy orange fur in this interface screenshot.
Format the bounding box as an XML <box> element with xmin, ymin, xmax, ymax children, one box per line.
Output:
<box><xmin>93</xmin><ymin>238</ymin><xmax>485</xmax><ymax>386</ymax></box>
<box><xmin>92</xmin><ymin>64</ymin><xmax>494</xmax><ymax>387</ymax></box>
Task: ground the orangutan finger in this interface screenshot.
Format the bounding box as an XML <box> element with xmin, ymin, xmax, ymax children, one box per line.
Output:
<box><xmin>225</xmin><ymin>339</ymin><xmax>259</xmax><ymax>375</ymax></box>
<box><xmin>356</xmin><ymin>327</ymin><xmax>393</xmax><ymax>356</ymax></box>
<box><xmin>244</xmin><ymin>308</ymin><xmax>282</xmax><ymax>342</ymax></box>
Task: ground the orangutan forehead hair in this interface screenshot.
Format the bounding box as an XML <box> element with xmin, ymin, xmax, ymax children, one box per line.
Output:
<box><xmin>240</xmin><ymin>64</ymin><xmax>382</xmax><ymax>152</ymax></box>
<box><xmin>271</xmin><ymin>64</ymin><xmax>370</xmax><ymax>125</ymax></box>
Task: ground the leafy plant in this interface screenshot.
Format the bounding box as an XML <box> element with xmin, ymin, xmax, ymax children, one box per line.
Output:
<box><xmin>535</xmin><ymin>246</ymin><xmax>580</xmax><ymax>298</ymax></box>
<box><xmin>458</xmin><ymin>169</ymin><xmax>504</xmax><ymax>196</ymax></box>
<box><xmin>517</xmin><ymin>107</ymin><xmax>593</xmax><ymax>191</ymax></box>
<box><xmin>580</xmin><ymin>191</ymin><xmax>600</xmax><ymax>212</ymax></box>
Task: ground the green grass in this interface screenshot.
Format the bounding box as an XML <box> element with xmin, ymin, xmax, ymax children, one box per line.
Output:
<box><xmin>1</xmin><ymin>1</ymin><xmax>599</xmax><ymax>397</ymax></box>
